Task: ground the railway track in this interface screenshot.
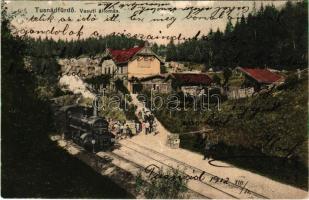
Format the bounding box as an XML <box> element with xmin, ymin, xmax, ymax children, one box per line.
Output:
<box><xmin>104</xmin><ymin>150</ymin><xmax>209</xmax><ymax>199</ymax></box>
<box><xmin>61</xmin><ymin>137</ymin><xmax>268</xmax><ymax>199</ymax></box>
<box><xmin>120</xmin><ymin>139</ymin><xmax>269</xmax><ymax>199</ymax></box>
<box><xmin>115</xmin><ymin>143</ymin><xmax>235</xmax><ymax>198</ymax></box>
<box><xmin>63</xmin><ymin>139</ymin><xmax>209</xmax><ymax>199</ymax></box>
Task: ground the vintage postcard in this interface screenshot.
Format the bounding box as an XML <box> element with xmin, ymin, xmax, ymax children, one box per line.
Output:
<box><xmin>1</xmin><ymin>0</ymin><xmax>308</xmax><ymax>199</ymax></box>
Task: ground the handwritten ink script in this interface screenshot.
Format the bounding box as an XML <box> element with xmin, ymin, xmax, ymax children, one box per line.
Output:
<box><xmin>144</xmin><ymin>164</ymin><xmax>260</xmax><ymax>198</ymax></box>
<box><xmin>8</xmin><ymin>1</ymin><xmax>254</xmax><ymax>41</ymax></box>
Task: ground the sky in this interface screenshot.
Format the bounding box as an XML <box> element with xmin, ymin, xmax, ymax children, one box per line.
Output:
<box><xmin>6</xmin><ymin>1</ymin><xmax>288</xmax><ymax>44</ymax></box>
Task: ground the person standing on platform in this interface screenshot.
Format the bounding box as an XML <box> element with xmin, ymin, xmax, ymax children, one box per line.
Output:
<box><xmin>141</xmin><ymin>121</ymin><xmax>144</xmax><ymax>134</ymax></box>
<box><xmin>203</xmin><ymin>140</ymin><xmax>212</xmax><ymax>160</ymax></box>
<box><xmin>135</xmin><ymin>122</ymin><xmax>140</xmax><ymax>134</ymax></box>
<box><xmin>126</xmin><ymin>124</ymin><xmax>132</xmax><ymax>138</ymax></box>
<box><xmin>120</xmin><ymin>123</ymin><xmax>124</xmax><ymax>138</ymax></box>
<box><xmin>145</xmin><ymin>121</ymin><xmax>150</xmax><ymax>135</ymax></box>
<box><xmin>149</xmin><ymin>121</ymin><xmax>152</xmax><ymax>133</ymax></box>
<box><xmin>141</xmin><ymin>108</ymin><xmax>145</xmax><ymax>121</ymax></box>
<box><xmin>122</xmin><ymin>123</ymin><xmax>127</xmax><ymax>139</ymax></box>
<box><xmin>153</xmin><ymin>121</ymin><xmax>159</xmax><ymax>135</ymax></box>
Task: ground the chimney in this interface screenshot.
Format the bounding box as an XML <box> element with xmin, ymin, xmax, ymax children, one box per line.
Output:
<box><xmin>93</xmin><ymin>96</ymin><xmax>98</xmax><ymax>116</ymax></box>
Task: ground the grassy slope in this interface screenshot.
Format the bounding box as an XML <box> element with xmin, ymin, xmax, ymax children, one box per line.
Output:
<box><xmin>153</xmin><ymin>76</ymin><xmax>308</xmax><ymax>190</ymax></box>
<box><xmin>208</xmin><ymin>77</ymin><xmax>308</xmax><ymax>161</ymax></box>
<box><xmin>203</xmin><ymin>76</ymin><xmax>308</xmax><ymax>190</ymax></box>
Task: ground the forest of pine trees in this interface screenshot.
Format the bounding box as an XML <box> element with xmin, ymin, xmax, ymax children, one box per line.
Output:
<box><xmin>26</xmin><ymin>35</ymin><xmax>144</xmax><ymax>78</ymax></box>
<box><xmin>165</xmin><ymin>1</ymin><xmax>307</xmax><ymax>70</ymax></box>
<box><xmin>19</xmin><ymin>1</ymin><xmax>307</xmax><ymax>86</ymax></box>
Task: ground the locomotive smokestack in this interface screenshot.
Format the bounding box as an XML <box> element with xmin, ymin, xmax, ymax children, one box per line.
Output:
<box><xmin>93</xmin><ymin>95</ymin><xmax>98</xmax><ymax>116</ymax></box>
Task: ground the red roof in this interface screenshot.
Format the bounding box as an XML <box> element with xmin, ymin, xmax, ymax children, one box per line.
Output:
<box><xmin>238</xmin><ymin>67</ymin><xmax>283</xmax><ymax>84</ymax></box>
<box><xmin>107</xmin><ymin>47</ymin><xmax>143</xmax><ymax>63</ymax></box>
<box><xmin>172</xmin><ymin>73</ymin><xmax>212</xmax><ymax>85</ymax></box>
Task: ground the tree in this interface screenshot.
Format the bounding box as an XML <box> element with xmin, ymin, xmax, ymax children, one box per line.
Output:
<box><xmin>225</xmin><ymin>19</ymin><xmax>234</xmax><ymax>34</ymax></box>
<box><xmin>212</xmin><ymin>74</ymin><xmax>222</xmax><ymax>85</ymax></box>
<box><xmin>84</xmin><ymin>74</ymin><xmax>111</xmax><ymax>93</ymax></box>
<box><xmin>115</xmin><ymin>78</ymin><xmax>130</xmax><ymax>95</ymax></box>
<box><xmin>157</xmin><ymin>44</ymin><xmax>167</xmax><ymax>57</ymax></box>
<box><xmin>160</xmin><ymin>65</ymin><xmax>168</xmax><ymax>74</ymax></box>
<box><xmin>193</xmin><ymin>46</ymin><xmax>202</xmax><ymax>63</ymax></box>
<box><xmin>165</xmin><ymin>38</ymin><xmax>177</xmax><ymax>61</ymax></box>
<box><xmin>135</xmin><ymin>167</ymin><xmax>188</xmax><ymax>199</ymax></box>
<box><xmin>159</xmin><ymin>1</ymin><xmax>307</xmax><ymax>70</ymax></box>
<box><xmin>151</xmin><ymin>43</ymin><xmax>159</xmax><ymax>54</ymax></box>
<box><xmin>223</xmin><ymin>68</ymin><xmax>232</xmax><ymax>86</ymax></box>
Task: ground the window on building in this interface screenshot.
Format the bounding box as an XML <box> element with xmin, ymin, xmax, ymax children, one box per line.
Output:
<box><xmin>108</xmin><ymin>67</ymin><xmax>111</xmax><ymax>74</ymax></box>
<box><xmin>104</xmin><ymin>68</ymin><xmax>107</xmax><ymax>74</ymax></box>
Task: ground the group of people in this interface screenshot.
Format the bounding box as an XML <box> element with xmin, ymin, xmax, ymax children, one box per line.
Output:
<box><xmin>108</xmin><ymin>119</ymin><xmax>137</xmax><ymax>139</ymax></box>
<box><xmin>106</xmin><ymin>107</ymin><xmax>159</xmax><ymax>140</ymax></box>
<box><xmin>138</xmin><ymin>108</ymin><xmax>158</xmax><ymax>135</ymax></box>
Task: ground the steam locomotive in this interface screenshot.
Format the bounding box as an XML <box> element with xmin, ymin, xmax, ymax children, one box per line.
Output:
<box><xmin>55</xmin><ymin>104</ymin><xmax>115</xmax><ymax>151</ymax></box>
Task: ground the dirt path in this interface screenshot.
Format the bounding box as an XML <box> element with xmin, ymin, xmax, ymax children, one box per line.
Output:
<box><xmin>131</xmin><ymin>94</ymin><xmax>170</xmax><ymax>141</ymax></box>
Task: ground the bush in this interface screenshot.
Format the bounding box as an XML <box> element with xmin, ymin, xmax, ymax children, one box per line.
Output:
<box><xmin>124</xmin><ymin>104</ymin><xmax>138</xmax><ymax>121</ymax></box>
<box><xmin>84</xmin><ymin>74</ymin><xmax>111</xmax><ymax>93</ymax></box>
<box><xmin>277</xmin><ymin>74</ymin><xmax>299</xmax><ymax>90</ymax></box>
<box><xmin>160</xmin><ymin>65</ymin><xmax>168</xmax><ymax>73</ymax></box>
<box><xmin>115</xmin><ymin>79</ymin><xmax>130</xmax><ymax>94</ymax></box>
<box><xmin>135</xmin><ymin>167</ymin><xmax>188</xmax><ymax>199</ymax></box>
<box><xmin>212</xmin><ymin>74</ymin><xmax>221</xmax><ymax>85</ymax></box>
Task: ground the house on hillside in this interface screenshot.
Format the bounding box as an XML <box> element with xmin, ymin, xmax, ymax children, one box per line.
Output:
<box><xmin>172</xmin><ymin>73</ymin><xmax>212</xmax><ymax>95</ymax></box>
<box><xmin>129</xmin><ymin>73</ymin><xmax>213</xmax><ymax>95</ymax></box>
<box><xmin>101</xmin><ymin>44</ymin><xmax>164</xmax><ymax>92</ymax></box>
<box><xmin>130</xmin><ymin>74</ymin><xmax>173</xmax><ymax>94</ymax></box>
<box><xmin>100</xmin><ymin>58</ymin><xmax>117</xmax><ymax>76</ymax></box>
<box><xmin>58</xmin><ymin>44</ymin><xmax>164</xmax><ymax>93</ymax></box>
<box><xmin>236</xmin><ymin>67</ymin><xmax>285</xmax><ymax>91</ymax></box>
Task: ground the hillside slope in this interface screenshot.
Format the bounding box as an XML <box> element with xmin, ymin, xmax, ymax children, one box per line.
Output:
<box><xmin>192</xmin><ymin>75</ymin><xmax>308</xmax><ymax>189</ymax></box>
